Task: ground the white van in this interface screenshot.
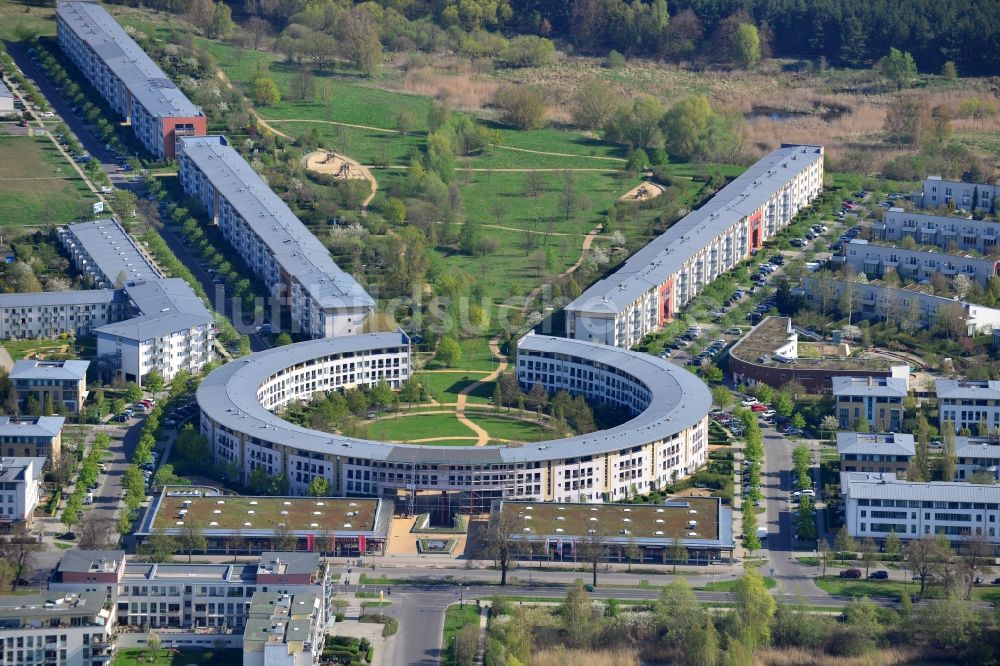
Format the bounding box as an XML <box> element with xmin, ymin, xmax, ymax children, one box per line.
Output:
<box><xmin>84</xmin><ymin>492</ymin><xmax>94</xmax><ymax>505</ymax></box>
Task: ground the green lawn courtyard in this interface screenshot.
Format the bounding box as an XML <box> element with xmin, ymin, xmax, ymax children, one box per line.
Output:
<box><xmin>0</xmin><ymin>135</ymin><xmax>95</xmax><ymax>226</ymax></box>
<box><xmin>363</xmin><ymin>410</ymin><xmax>556</xmax><ymax>444</ymax></box>
<box><xmin>112</xmin><ymin>647</ymin><xmax>242</xmax><ymax>666</ymax></box>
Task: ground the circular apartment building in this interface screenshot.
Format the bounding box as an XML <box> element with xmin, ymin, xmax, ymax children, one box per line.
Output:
<box><xmin>196</xmin><ymin>331</ymin><xmax>712</xmax><ymax>511</ymax></box>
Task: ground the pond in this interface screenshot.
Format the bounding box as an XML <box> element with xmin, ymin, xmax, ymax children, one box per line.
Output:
<box><xmin>745</xmin><ymin>104</ymin><xmax>850</xmax><ymax>123</ymax></box>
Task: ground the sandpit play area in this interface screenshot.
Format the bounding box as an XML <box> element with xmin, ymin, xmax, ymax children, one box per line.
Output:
<box><xmin>303</xmin><ymin>149</ymin><xmax>377</xmax><ymax>205</ymax></box>
<box><xmin>619</xmin><ymin>180</ymin><xmax>666</xmax><ymax>202</ymax></box>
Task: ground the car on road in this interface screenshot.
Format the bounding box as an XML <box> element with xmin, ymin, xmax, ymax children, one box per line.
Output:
<box><xmin>58</xmin><ymin>532</ymin><xmax>76</xmax><ymax>541</ymax></box>
<box><xmin>868</xmin><ymin>571</ymin><xmax>889</xmax><ymax>580</ymax></box>
<box><xmin>839</xmin><ymin>569</ymin><xmax>862</xmax><ymax>579</ymax></box>
<box><xmin>40</xmin><ymin>111</ymin><xmax>55</xmax><ymax>118</ymax></box>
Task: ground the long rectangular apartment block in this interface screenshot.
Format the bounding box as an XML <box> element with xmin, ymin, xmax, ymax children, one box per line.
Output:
<box><xmin>177</xmin><ymin>135</ymin><xmax>374</xmax><ymax>338</ymax></box>
<box><xmin>917</xmin><ymin>175</ymin><xmax>998</xmax><ymax>213</ymax></box>
<box><xmin>565</xmin><ymin>144</ymin><xmax>824</xmax><ymax>348</ymax></box>
<box><xmin>834</xmin><ymin>238</ymin><xmax>999</xmax><ymax>287</ymax></box>
<box><xmin>56</xmin><ymin>1</ymin><xmax>206</xmax><ymax>159</ymax></box>
<box><xmin>874</xmin><ymin>207</ymin><xmax>1000</xmax><ymax>255</ymax></box>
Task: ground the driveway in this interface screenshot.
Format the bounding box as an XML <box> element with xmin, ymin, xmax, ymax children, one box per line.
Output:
<box><xmin>761</xmin><ymin>424</ymin><xmax>825</xmax><ymax>596</ymax></box>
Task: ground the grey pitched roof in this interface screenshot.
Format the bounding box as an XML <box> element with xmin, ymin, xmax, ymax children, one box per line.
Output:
<box><xmin>836</xmin><ymin>432</ymin><xmax>915</xmax><ymax>457</ymax></box>
<box><xmin>954</xmin><ymin>438</ymin><xmax>1000</xmax><ymax>460</ymax></box>
<box><xmin>10</xmin><ymin>359</ymin><xmax>90</xmax><ymax>381</ymax></box>
<box><xmin>196</xmin><ymin>331</ymin><xmax>712</xmax><ymax>465</ymax></box>
<box><xmin>95</xmin><ymin>278</ymin><xmax>212</xmax><ymax>341</ymax></box>
<box><xmin>832</xmin><ymin>376</ymin><xmax>908</xmax><ymax>398</ymax></box>
<box><xmin>0</xmin><ymin>81</ymin><xmax>12</xmax><ymax>100</ymax></box>
<box><xmin>62</xmin><ymin>218</ymin><xmax>161</xmax><ymax>285</ymax></box>
<box><xmin>0</xmin><ymin>416</ymin><xmax>65</xmax><ymax>438</ymax></box>
<box><xmin>935</xmin><ymin>379</ymin><xmax>1000</xmax><ymax>400</ymax></box>
<box><xmin>56</xmin><ymin>2</ymin><xmax>202</xmax><ymax>119</ymax></box>
<box><xmin>178</xmin><ymin>136</ymin><xmax>373</xmax><ymax>312</ymax></box>
<box><xmin>0</xmin><ymin>457</ymin><xmax>46</xmax><ymax>483</ymax></box>
<box><xmin>847</xmin><ymin>477</ymin><xmax>1000</xmax><ymax>503</ymax></box>
<box><xmin>567</xmin><ymin>145</ymin><xmax>823</xmax><ymax>314</ymax></box>
<box><xmin>0</xmin><ymin>289</ymin><xmax>121</xmax><ymax>308</ymax></box>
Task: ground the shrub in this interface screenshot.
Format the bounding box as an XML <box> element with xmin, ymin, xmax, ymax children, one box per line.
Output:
<box><xmin>493</xmin><ymin>85</ymin><xmax>547</xmax><ymax>130</ymax></box>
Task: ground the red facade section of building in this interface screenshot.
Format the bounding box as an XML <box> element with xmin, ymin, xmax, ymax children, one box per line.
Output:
<box><xmin>162</xmin><ymin>116</ymin><xmax>207</xmax><ymax>160</ymax></box>
<box><xmin>659</xmin><ymin>279</ymin><xmax>674</xmax><ymax>323</ymax></box>
<box><xmin>749</xmin><ymin>210</ymin><xmax>763</xmax><ymax>251</ymax></box>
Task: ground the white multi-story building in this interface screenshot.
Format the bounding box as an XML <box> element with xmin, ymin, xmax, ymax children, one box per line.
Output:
<box><xmin>936</xmin><ymin>379</ymin><xmax>1000</xmax><ymax>434</ymax></box>
<box><xmin>834</xmin><ymin>238</ymin><xmax>999</xmax><ymax>287</ymax></box>
<box><xmin>844</xmin><ymin>473</ymin><xmax>1000</xmax><ymax>550</ymax></box>
<box><xmin>10</xmin><ymin>359</ymin><xmax>90</xmax><ymax>414</ymax></box>
<box><xmin>873</xmin><ymin>208</ymin><xmax>1000</xmax><ymax>255</ymax></box>
<box><xmin>94</xmin><ymin>279</ymin><xmax>215</xmax><ymax>386</ymax></box>
<box><xmin>0</xmin><ymin>82</ymin><xmax>15</xmax><ymax>117</ymax></box>
<box><xmin>196</xmin><ymin>332</ymin><xmax>711</xmax><ymax>508</ymax></box>
<box><xmin>50</xmin><ymin>550</ymin><xmax>329</xmax><ymax>653</ymax></box>
<box><xmin>0</xmin><ymin>415</ymin><xmax>65</xmax><ymax>461</ymax></box>
<box><xmin>954</xmin><ymin>438</ymin><xmax>1000</xmax><ymax>481</ymax></box>
<box><xmin>0</xmin><ymin>589</ymin><xmax>115</xmax><ymax>666</ymax></box>
<box><xmin>59</xmin><ymin>218</ymin><xmax>215</xmax><ymax>386</ymax></box>
<box><xmin>916</xmin><ymin>176</ymin><xmax>998</xmax><ymax>213</ymax></box>
<box><xmin>802</xmin><ymin>276</ymin><xmax>1000</xmax><ymax>335</ymax></box>
<box><xmin>0</xmin><ymin>290</ymin><xmax>126</xmax><ymax>340</ymax></box>
<box><xmin>0</xmin><ymin>456</ymin><xmax>46</xmax><ymax>531</ymax></box>
<box><xmin>177</xmin><ymin>136</ymin><xmax>373</xmax><ymax>339</ymax></box>
<box><xmin>565</xmin><ymin>145</ymin><xmax>824</xmax><ymax>347</ymax></box>
<box><xmin>55</xmin><ymin>1</ymin><xmax>206</xmax><ymax>160</ymax></box>
<box><xmin>242</xmin><ymin>592</ymin><xmax>323</xmax><ymax>666</ymax></box>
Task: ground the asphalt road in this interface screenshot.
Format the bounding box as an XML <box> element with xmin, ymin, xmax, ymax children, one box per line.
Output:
<box><xmin>762</xmin><ymin>425</ymin><xmax>825</xmax><ymax>596</ymax></box>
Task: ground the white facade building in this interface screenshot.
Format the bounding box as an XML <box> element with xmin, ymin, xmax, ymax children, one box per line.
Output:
<box><xmin>0</xmin><ymin>82</ymin><xmax>14</xmax><ymax>116</ymax></box>
<box><xmin>834</xmin><ymin>238</ymin><xmax>999</xmax><ymax>287</ymax></box>
<box><xmin>802</xmin><ymin>276</ymin><xmax>1000</xmax><ymax>335</ymax></box>
<box><xmin>0</xmin><ymin>290</ymin><xmax>126</xmax><ymax>340</ymax></box>
<box><xmin>954</xmin><ymin>438</ymin><xmax>1000</xmax><ymax>481</ymax></box>
<box><xmin>844</xmin><ymin>474</ymin><xmax>1000</xmax><ymax>550</ymax></box>
<box><xmin>936</xmin><ymin>379</ymin><xmax>1000</xmax><ymax>434</ymax></box>
<box><xmin>917</xmin><ymin>176</ymin><xmax>998</xmax><ymax>214</ymax></box>
<box><xmin>0</xmin><ymin>457</ymin><xmax>46</xmax><ymax>530</ymax></box>
<box><xmin>177</xmin><ymin>136</ymin><xmax>373</xmax><ymax>339</ymax></box>
<box><xmin>0</xmin><ymin>590</ymin><xmax>114</xmax><ymax>666</ymax></box>
<box><xmin>242</xmin><ymin>592</ymin><xmax>323</xmax><ymax>666</ymax></box>
<box><xmin>196</xmin><ymin>332</ymin><xmax>711</xmax><ymax>507</ymax></box>
<box><xmin>565</xmin><ymin>145</ymin><xmax>824</xmax><ymax>347</ymax></box>
<box><xmin>873</xmin><ymin>208</ymin><xmax>1000</xmax><ymax>255</ymax></box>
<box><xmin>55</xmin><ymin>1</ymin><xmax>205</xmax><ymax>160</ymax></box>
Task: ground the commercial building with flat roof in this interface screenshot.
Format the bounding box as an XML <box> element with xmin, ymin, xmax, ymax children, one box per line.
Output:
<box><xmin>835</xmin><ymin>432</ymin><xmax>914</xmax><ymax>476</ymax></box>
<box><xmin>137</xmin><ymin>486</ymin><xmax>391</xmax><ymax>556</ymax></box>
<box><xmin>0</xmin><ymin>589</ymin><xmax>115</xmax><ymax>666</ymax></box>
<box><xmin>195</xmin><ymin>332</ymin><xmax>711</xmax><ymax>511</ymax></box>
<box><xmin>177</xmin><ymin>135</ymin><xmax>373</xmax><ymax>339</ymax></box>
<box><xmin>728</xmin><ymin>316</ymin><xmax>906</xmax><ymax>393</ymax></box>
<box><xmin>565</xmin><ymin>145</ymin><xmax>823</xmax><ymax>348</ymax></box>
<box><xmin>954</xmin><ymin>438</ymin><xmax>1000</xmax><ymax>482</ymax></box>
<box><xmin>0</xmin><ymin>415</ymin><xmax>64</xmax><ymax>461</ymax></box>
<box><xmin>832</xmin><ymin>375</ymin><xmax>909</xmax><ymax>430</ymax></box>
<box><xmin>844</xmin><ymin>474</ymin><xmax>1000</xmax><ymax>551</ymax></box>
<box><xmin>492</xmin><ymin>496</ymin><xmax>734</xmax><ymax>562</ymax></box>
<box><xmin>10</xmin><ymin>359</ymin><xmax>90</xmax><ymax>414</ymax></box>
<box><xmin>55</xmin><ymin>1</ymin><xmax>206</xmax><ymax>159</ymax></box>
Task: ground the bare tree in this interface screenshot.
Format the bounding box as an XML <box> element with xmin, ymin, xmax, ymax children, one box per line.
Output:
<box><xmin>272</xmin><ymin>523</ymin><xmax>296</xmax><ymax>552</ymax></box>
<box><xmin>958</xmin><ymin>537</ymin><xmax>993</xmax><ymax>599</ymax></box>
<box><xmin>0</xmin><ymin>526</ymin><xmax>42</xmax><ymax>590</ymax></box>
<box><xmin>484</xmin><ymin>509</ymin><xmax>520</xmax><ymax>586</ymax></box>
<box><xmin>226</xmin><ymin>528</ymin><xmax>247</xmax><ymax>562</ymax></box>
<box><xmin>905</xmin><ymin>535</ymin><xmax>946</xmax><ymax>597</ymax></box>
<box><xmin>78</xmin><ymin>514</ymin><xmax>116</xmax><ymax>550</ymax></box>
<box><xmin>578</xmin><ymin>531</ymin><xmax>609</xmax><ymax>587</ymax></box>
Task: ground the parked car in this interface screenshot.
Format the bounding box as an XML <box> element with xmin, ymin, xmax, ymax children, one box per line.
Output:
<box><xmin>790</xmin><ymin>238</ymin><xmax>805</xmax><ymax>247</ymax></box>
<box><xmin>750</xmin><ymin>403</ymin><xmax>767</xmax><ymax>412</ymax></box>
<box><xmin>58</xmin><ymin>532</ymin><xmax>77</xmax><ymax>541</ymax></box>
<box><xmin>868</xmin><ymin>571</ymin><xmax>889</xmax><ymax>580</ymax></box>
<box><xmin>839</xmin><ymin>569</ymin><xmax>862</xmax><ymax>579</ymax></box>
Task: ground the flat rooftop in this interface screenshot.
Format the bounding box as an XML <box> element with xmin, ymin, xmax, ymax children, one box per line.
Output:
<box><xmin>730</xmin><ymin>316</ymin><xmax>893</xmax><ymax>372</ymax></box>
<box><xmin>498</xmin><ymin>497</ymin><xmax>726</xmax><ymax>546</ymax></box>
<box><xmin>149</xmin><ymin>486</ymin><xmax>380</xmax><ymax>535</ymax></box>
